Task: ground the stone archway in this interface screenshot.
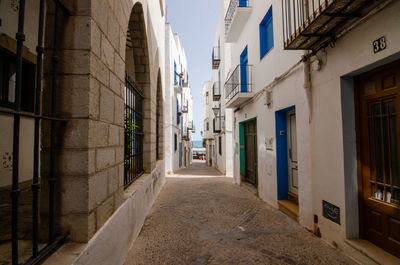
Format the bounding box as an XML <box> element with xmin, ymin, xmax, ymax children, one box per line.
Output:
<box><xmin>125</xmin><ymin>2</ymin><xmax>154</xmax><ymax>177</ymax></box>
<box><xmin>156</xmin><ymin>69</ymin><xmax>164</xmax><ymax>160</ymax></box>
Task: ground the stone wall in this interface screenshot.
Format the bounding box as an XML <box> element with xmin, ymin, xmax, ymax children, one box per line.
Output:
<box><xmin>38</xmin><ymin>0</ymin><xmax>165</xmax><ymax>243</ymax></box>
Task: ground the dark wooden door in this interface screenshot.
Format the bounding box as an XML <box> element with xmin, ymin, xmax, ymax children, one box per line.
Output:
<box><xmin>356</xmin><ymin>60</ymin><xmax>400</xmax><ymax>257</ymax></box>
<box><xmin>244</xmin><ymin>119</ymin><xmax>258</xmax><ymax>186</ymax></box>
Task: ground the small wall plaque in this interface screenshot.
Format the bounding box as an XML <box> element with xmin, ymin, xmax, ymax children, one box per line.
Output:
<box><xmin>373</xmin><ymin>36</ymin><xmax>386</xmax><ymax>54</ymax></box>
<box><xmin>322</xmin><ymin>200</ymin><xmax>340</xmax><ymax>225</ymax></box>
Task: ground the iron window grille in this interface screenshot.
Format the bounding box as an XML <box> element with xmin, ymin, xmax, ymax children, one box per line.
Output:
<box><xmin>0</xmin><ymin>51</ymin><xmax>35</xmax><ymax>112</ymax></box>
<box><xmin>212</xmin><ymin>46</ymin><xmax>221</xmax><ymax>69</ymax></box>
<box><xmin>225</xmin><ymin>64</ymin><xmax>253</xmax><ymax>103</ymax></box>
<box><xmin>213</xmin><ymin>80</ymin><xmax>221</xmax><ymax>101</ymax></box>
<box><xmin>124</xmin><ymin>74</ymin><xmax>144</xmax><ymax>188</ymax></box>
<box><xmin>0</xmin><ymin>1</ymin><xmax>71</xmax><ymax>264</ymax></box>
<box><xmin>213</xmin><ymin>116</ymin><xmax>222</xmax><ymax>133</ymax></box>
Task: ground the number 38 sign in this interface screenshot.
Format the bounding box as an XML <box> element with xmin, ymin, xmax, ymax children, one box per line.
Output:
<box><xmin>373</xmin><ymin>36</ymin><xmax>386</xmax><ymax>54</ymax></box>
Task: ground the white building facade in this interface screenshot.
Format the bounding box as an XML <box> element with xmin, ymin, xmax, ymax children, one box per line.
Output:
<box><xmin>208</xmin><ymin>0</ymin><xmax>400</xmax><ymax>263</ymax></box>
<box><xmin>165</xmin><ymin>23</ymin><xmax>193</xmax><ymax>173</ymax></box>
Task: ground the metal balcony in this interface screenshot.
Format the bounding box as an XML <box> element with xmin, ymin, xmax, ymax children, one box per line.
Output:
<box><xmin>213</xmin><ymin>116</ymin><xmax>222</xmax><ymax>133</ymax></box>
<box><xmin>212</xmin><ymin>47</ymin><xmax>221</xmax><ymax>69</ymax></box>
<box><xmin>282</xmin><ymin>0</ymin><xmax>386</xmax><ymax>52</ymax></box>
<box><xmin>182</xmin><ymin>129</ymin><xmax>189</xmax><ymax>140</ymax></box>
<box><xmin>225</xmin><ymin>0</ymin><xmax>252</xmax><ymax>43</ymax></box>
<box><xmin>187</xmin><ymin>120</ymin><xmax>193</xmax><ymax>130</ymax></box>
<box><xmin>181</xmin><ymin>104</ymin><xmax>188</xmax><ymax>113</ymax></box>
<box><xmin>225</xmin><ymin>64</ymin><xmax>253</xmax><ymax>109</ymax></box>
<box><xmin>174</xmin><ymin>83</ymin><xmax>182</xmax><ymax>93</ymax></box>
<box><xmin>213</xmin><ymin>81</ymin><xmax>221</xmax><ymax>101</ymax></box>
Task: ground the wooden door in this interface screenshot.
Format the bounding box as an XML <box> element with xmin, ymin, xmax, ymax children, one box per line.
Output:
<box><xmin>356</xmin><ymin>60</ymin><xmax>400</xmax><ymax>258</ymax></box>
<box><xmin>244</xmin><ymin>119</ymin><xmax>258</xmax><ymax>186</ymax></box>
<box><xmin>287</xmin><ymin>110</ymin><xmax>298</xmax><ymax>196</ymax></box>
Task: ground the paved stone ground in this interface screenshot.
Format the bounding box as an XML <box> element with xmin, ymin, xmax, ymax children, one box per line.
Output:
<box><xmin>124</xmin><ymin>160</ymin><xmax>356</xmax><ymax>265</ymax></box>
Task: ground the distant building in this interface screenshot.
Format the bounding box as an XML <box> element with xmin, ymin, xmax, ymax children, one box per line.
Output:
<box><xmin>165</xmin><ymin>23</ymin><xmax>194</xmax><ymax>173</ymax></box>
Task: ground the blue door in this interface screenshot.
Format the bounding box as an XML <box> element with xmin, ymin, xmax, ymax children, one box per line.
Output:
<box><xmin>240</xmin><ymin>46</ymin><xmax>248</xmax><ymax>92</ymax></box>
<box><xmin>239</xmin><ymin>0</ymin><xmax>247</xmax><ymax>7</ymax></box>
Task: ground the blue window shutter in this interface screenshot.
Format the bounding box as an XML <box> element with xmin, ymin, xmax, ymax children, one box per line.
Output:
<box><xmin>240</xmin><ymin>46</ymin><xmax>248</xmax><ymax>92</ymax></box>
<box><xmin>266</xmin><ymin>15</ymin><xmax>273</xmax><ymax>52</ymax></box>
<box><xmin>176</xmin><ymin>99</ymin><xmax>179</xmax><ymax>125</ymax></box>
<box><xmin>259</xmin><ymin>6</ymin><xmax>274</xmax><ymax>59</ymax></box>
<box><xmin>239</xmin><ymin>0</ymin><xmax>247</xmax><ymax>7</ymax></box>
<box><xmin>174</xmin><ymin>61</ymin><xmax>177</xmax><ymax>84</ymax></box>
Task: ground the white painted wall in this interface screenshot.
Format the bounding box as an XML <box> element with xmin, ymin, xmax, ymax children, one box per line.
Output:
<box><xmin>309</xmin><ymin>1</ymin><xmax>400</xmax><ymax>254</ymax></box>
<box><xmin>164</xmin><ymin>23</ymin><xmax>191</xmax><ymax>173</ymax></box>
<box><xmin>209</xmin><ymin>0</ymin><xmax>400</xmax><ymax>262</ymax></box>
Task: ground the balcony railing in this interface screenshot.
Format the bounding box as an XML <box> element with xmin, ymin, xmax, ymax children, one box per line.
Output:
<box><xmin>181</xmin><ymin>104</ymin><xmax>188</xmax><ymax>113</ymax></box>
<box><xmin>225</xmin><ymin>64</ymin><xmax>253</xmax><ymax>103</ymax></box>
<box><xmin>212</xmin><ymin>47</ymin><xmax>221</xmax><ymax>69</ymax></box>
<box><xmin>213</xmin><ymin>81</ymin><xmax>221</xmax><ymax>101</ymax></box>
<box><xmin>182</xmin><ymin>128</ymin><xmax>189</xmax><ymax>140</ymax></box>
<box><xmin>225</xmin><ymin>0</ymin><xmax>251</xmax><ymax>42</ymax></box>
<box><xmin>282</xmin><ymin>0</ymin><xmax>384</xmax><ymax>51</ymax></box>
<box><xmin>213</xmin><ymin>116</ymin><xmax>222</xmax><ymax>133</ymax></box>
<box><xmin>174</xmin><ymin>82</ymin><xmax>182</xmax><ymax>93</ymax></box>
<box><xmin>187</xmin><ymin>120</ymin><xmax>193</xmax><ymax>130</ymax></box>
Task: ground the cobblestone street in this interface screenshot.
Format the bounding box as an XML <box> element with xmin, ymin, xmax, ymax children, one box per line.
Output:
<box><xmin>124</xmin><ymin>161</ymin><xmax>356</xmax><ymax>265</ymax></box>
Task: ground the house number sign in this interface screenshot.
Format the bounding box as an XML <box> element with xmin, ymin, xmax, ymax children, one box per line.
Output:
<box><xmin>373</xmin><ymin>36</ymin><xmax>386</xmax><ymax>54</ymax></box>
<box><xmin>322</xmin><ymin>200</ymin><xmax>340</xmax><ymax>225</ymax></box>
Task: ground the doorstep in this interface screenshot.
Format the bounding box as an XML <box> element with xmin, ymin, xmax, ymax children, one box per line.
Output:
<box><xmin>278</xmin><ymin>200</ymin><xmax>299</xmax><ymax>222</ymax></box>
<box><xmin>345</xmin><ymin>239</ymin><xmax>400</xmax><ymax>265</ymax></box>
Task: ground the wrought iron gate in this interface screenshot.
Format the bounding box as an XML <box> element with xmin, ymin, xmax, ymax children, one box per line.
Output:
<box><xmin>124</xmin><ymin>74</ymin><xmax>144</xmax><ymax>187</ymax></box>
<box><xmin>0</xmin><ymin>0</ymin><xmax>70</xmax><ymax>264</ymax></box>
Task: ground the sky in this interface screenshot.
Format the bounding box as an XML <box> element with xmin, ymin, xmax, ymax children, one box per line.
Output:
<box><xmin>166</xmin><ymin>0</ymin><xmax>221</xmax><ymax>141</ymax></box>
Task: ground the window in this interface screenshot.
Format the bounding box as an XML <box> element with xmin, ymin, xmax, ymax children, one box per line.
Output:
<box><xmin>125</xmin><ymin>75</ymin><xmax>144</xmax><ymax>187</ymax></box>
<box><xmin>176</xmin><ymin>99</ymin><xmax>180</xmax><ymax>125</ymax></box>
<box><xmin>219</xmin><ymin>136</ymin><xmax>222</xmax><ymax>155</ymax></box>
<box><xmin>174</xmin><ymin>133</ymin><xmax>177</xmax><ymax>152</ymax></box>
<box><xmin>0</xmin><ymin>49</ymin><xmax>35</xmax><ymax>111</ymax></box>
<box><xmin>206</xmin><ymin>122</ymin><xmax>209</xmax><ymax>131</ymax></box>
<box><xmin>174</xmin><ymin>61</ymin><xmax>177</xmax><ymax>85</ymax></box>
<box><xmin>259</xmin><ymin>6</ymin><xmax>274</xmax><ymax>59</ymax></box>
<box><xmin>206</xmin><ymin>91</ymin><xmax>209</xmax><ymax>105</ymax></box>
<box><xmin>239</xmin><ymin>0</ymin><xmax>248</xmax><ymax>7</ymax></box>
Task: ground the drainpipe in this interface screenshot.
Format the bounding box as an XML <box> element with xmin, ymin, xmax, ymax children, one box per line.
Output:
<box><xmin>303</xmin><ymin>51</ymin><xmax>312</xmax><ymax>123</ymax></box>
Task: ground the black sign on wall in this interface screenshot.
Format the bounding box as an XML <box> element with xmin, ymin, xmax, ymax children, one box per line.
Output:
<box><xmin>322</xmin><ymin>200</ymin><xmax>340</xmax><ymax>225</ymax></box>
<box><xmin>373</xmin><ymin>36</ymin><xmax>386</xmax><ymax>54</ymax></box>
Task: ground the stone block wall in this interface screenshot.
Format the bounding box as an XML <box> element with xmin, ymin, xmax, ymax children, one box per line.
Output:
<box><xmin>39</xmin><ymin>0</ymin><xmax>165</xmax><ymax>243</ymax></box>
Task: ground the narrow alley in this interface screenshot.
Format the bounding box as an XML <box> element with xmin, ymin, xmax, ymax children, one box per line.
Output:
<box><xmin>123</xmin><ymin>160</ymin><xmax>356</xmax><ymax>265</ymax></box>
